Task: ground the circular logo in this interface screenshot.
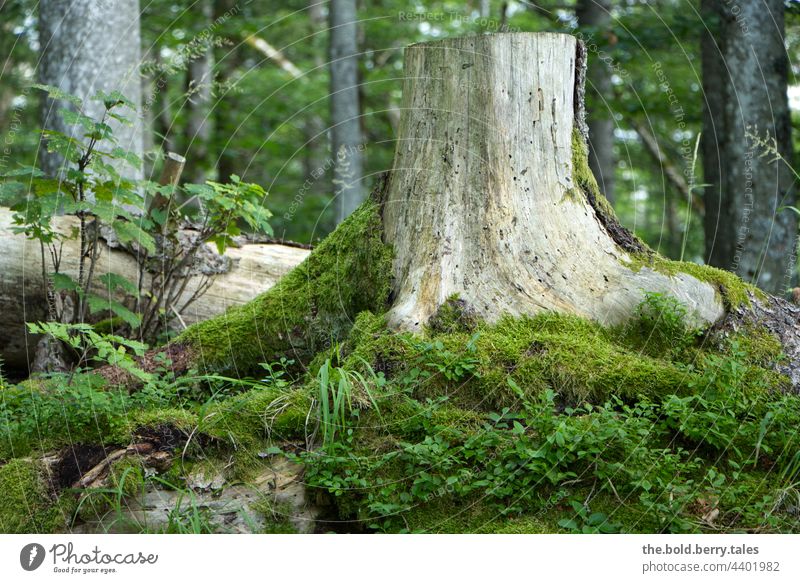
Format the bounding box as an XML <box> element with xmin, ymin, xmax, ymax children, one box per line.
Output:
<box><xmin>20</xmin><ymin>543</ymin><xmax>46</xmax><ymax>571</ymax></box>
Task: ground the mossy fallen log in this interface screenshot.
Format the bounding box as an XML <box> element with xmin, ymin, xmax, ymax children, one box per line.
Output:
<box><xmin>0</xmin><ymin>207</ymin><xmax>310</xmax><ymax>371</ymax></box>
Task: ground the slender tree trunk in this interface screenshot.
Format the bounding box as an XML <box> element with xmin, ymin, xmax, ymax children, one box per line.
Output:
<box><xmin>330</xmin><ymin>0</ymin><xmax>365</xmax><ymax>223</ymax></box>
<box><xmin>212</xmin><ymin>0</ymin><xmax>241</xmax><ymax>182</ymax></box>
<box><xmin>701</xmin><ymin>0</ymin><xmax>797</xmax><ymax>294</ymax></box>
<box><xmin>185</xmin><ymin>0</ymin><xmax>215</xmax><ymax>184</ymax></box>
<box><xmin>38</xmin><ymin>0</ymin><xmax>143</xmax><ymax>182</ymax></box>
<box><xmin>576</xmin><ymin>0</ymin><xmax>615</xmax><ymax>205</ymax></box>
<box><xmin>301</xmin><ymin>0</ymin><xmax>330</xmax><ymax>222</ymax></box>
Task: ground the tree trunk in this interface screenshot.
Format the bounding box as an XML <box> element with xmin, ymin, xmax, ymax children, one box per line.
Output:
<box><xmin>576</xmin><ymin>0</ymin><xmax>615</xmax><ymax>205</ymax></box>
<box><xmin>701</xmin><ymin>0</ymin><xmax>797</xmax><ymax>294</ymax></box>
<box><xmin>0</xmin><ymin>208</ymin><xmax>309</xmax><ymax>372</ymax></box>
<box><xmin>213</xmin><ymin>0</ymin><xmax>241</xmax><ymax>182</ymax></box>
<box><xmin>38</xmin><ymin>0</ymin><xmax>143</xmax><ymax>182</ymax></box>
<box><xmin>382</xmin><ymin>33</ymin><xmax>722</xmax><ymax>331</ymax></box>
<box><xmin>480</xmin><ymin>0</ymin><xmax>491</xmax><ymax>19</ymax></box>
<box><xmin>330</xmin><ymin>0</ymin><xmax>365</xmax><ymax>223</ymax></box>
<box><xmin>185</xmin><ymin>0</ymin><xmax>215</xmax><ymax>184</ymax></box>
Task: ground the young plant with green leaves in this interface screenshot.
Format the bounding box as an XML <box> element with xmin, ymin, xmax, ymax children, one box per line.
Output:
<box><xmin>0</xmin><ymin>85</ymin><xmax>275</xmax><ymax>369</ymax></box>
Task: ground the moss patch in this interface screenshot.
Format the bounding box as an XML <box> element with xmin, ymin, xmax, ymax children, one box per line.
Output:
<box><xmin>730</xmin><ymin>325</ymin><xmax>784</xmax><ymax>368</ymax></box>
<box><xmin>179</xmin><ymin>194</ymin><xmax>393</xmax><ymax>377</ymax></box>
<box><xmin>625</xmin><ymin>254</ymin><xmax>763</xmax><ymax>310</ymax></box>
<box><xmin>0</xmin><ymin>459</ymin><xmax>69</xmax><ymax>533</ymax></box>
<box><xmin>350</xmin><ymin>311</ymin><xmax>713</xmax><ymax>409</ymax></box>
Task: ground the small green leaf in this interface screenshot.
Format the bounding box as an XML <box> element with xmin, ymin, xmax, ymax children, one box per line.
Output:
<box><xmin>30</xmin><ymin>83</ymin><xmax>82</xmax><ymax>106</ymax></box>
<box><xmin>51</xmin><ymin>273</ymin><xmax>78</xmax><ymax>291</ymax></box>
<box><xmin>98</xmin><ymin>272</ymin><xmax>139</xmax><ymax>297</ymax></box>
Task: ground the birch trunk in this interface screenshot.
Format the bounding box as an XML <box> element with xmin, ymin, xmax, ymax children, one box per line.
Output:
<box><xmin>701</xmin><ymin>0</ymin><xmax>797</xmax><ymax>293</ymax></box>
<box><xmin>330</xmin><ymin>0</ymin><xmax>365</xmax><ymax>223</ymax></box>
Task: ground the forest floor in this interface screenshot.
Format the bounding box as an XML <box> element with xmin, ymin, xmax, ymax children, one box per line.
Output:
<box><xmin>2</xmin><ymin>202</ymin><xmax>800</xmax><ymax>534</ymax></box>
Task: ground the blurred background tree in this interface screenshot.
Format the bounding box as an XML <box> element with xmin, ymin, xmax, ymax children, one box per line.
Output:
<box><xmin>0</xmin><ymin>0</ymin><xmax>798</xmax><ymax>292</ymax></box>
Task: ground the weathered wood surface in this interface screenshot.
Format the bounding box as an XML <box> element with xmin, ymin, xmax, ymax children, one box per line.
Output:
<box><xmin>0</xmin><ymin>208</ymin><xmax>309</xmax><ymax>369</ymax></box>
<box><xmin>382</xmin><ymin>33</ymin><xmax>723</xmax><ymax>331</ymax></box>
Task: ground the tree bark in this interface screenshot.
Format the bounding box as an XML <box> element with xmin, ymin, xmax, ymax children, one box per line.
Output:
<box><xmin>0</xmin><ymin>208</ymin><xmax>309</xmax><ymax>371</ymax></box>
<box><xmin>701</xmin><ymin>0</ymin><xmax>797</xmax><ymax>294</ymax></box>
<box><xmin>184</xmin><ymin>0</ymin><xmax>215</xmax><ymax>184</ymax></box>
<box><xmin>38</xmin><ymin>0</ymin><xmax>143</xmax><ymax>182</ymax></box>
<box><xmin>330</xmin><ymin>0</ymin><xmax>365</xmax><ymax>223</ymax></box>
<box><xmin>576</xmin><ymin>0</ymin><xmax>615</xmax><ymax>205</ymax></box>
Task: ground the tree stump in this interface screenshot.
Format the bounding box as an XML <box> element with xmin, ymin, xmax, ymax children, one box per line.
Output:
<box><xmin>382</xmin><ymin>33</ymin><xmax>724</xmax><ymax>331</ymax></box>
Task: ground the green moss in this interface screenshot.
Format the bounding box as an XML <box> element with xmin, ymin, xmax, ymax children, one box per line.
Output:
<box><xmin>358</xmin><ymin>312</ymin><xmax>704</xmax><ymax>407</ymax></box>
<box><xmin>127</xmin><ymin>408</ymin><xmax>198</xmax><ymax>434</ymax></box>
<box><xmin>194</xmin><ymin>387</ymin><xmax>313</xmax><ymax>479</ymax></box>
<box><xmin>251</xmin><ymin>499</ymin><xmax>299</xmax><ymax>534</ymax></box>
<box><xmin>625</xmin><ymin>254</ymin><xmax>763</xmax><ymax>310</ymax></box>
<box><xmin>179</xmin><ymin>198</ymin><xmax>393</xmax><ymax>376</ymax></box>
<box><xmin>571</xmin><ymin>128</ymin><xmax>610</xmax><ymax>214</ymax></box>
<box><xmin>0</xmin><ymin>458</ymin><xmax>69</xmax><ymax>533</ymax></box>
<box><xmin>730</xmin><ymin>325</ymin><xmax>784</xmax><ymax>368</ymax></box>
<box><xmin>571</xmin><ymin>129</ymin><xmax>650</xmax><ymax>254</ymax></box>
<box><xmin>426</xmin><ymin>295</ymin><xmax>479</xmax><ymax>335</ymax></box>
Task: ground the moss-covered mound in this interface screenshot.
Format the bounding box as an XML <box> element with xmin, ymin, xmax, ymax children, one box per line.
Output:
<box><xmin>1</xmin><ymin>289</ymin><xmax>797</xmax><ymax>534</ymax></box>
<box><xmin>290</xmin><ymin>303</ymin><xmax>797</xmax><ymax>534</ymax></box>
<box><xmin>1</xmin><ymin>190</ymin><xmax>798</xmax><ymax>534</ymax></box>
<box><xmin>0</xmin><ymin>459</ymin><xmax>73</xmax><ymax>533</ymax></box>
<box><xmin>179</xmin><ymin>194</ymin><xmax>392</xmax><ymax>376</ymax></box>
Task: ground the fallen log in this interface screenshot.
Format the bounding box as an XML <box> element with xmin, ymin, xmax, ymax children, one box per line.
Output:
<box><xmin>0</xmin><ymin>207</ymin><xmax>309</xmax><ymax>371</ymax></box>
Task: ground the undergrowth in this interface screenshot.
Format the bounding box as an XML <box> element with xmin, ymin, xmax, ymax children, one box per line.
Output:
<box><xmin>1</xmin><ymin>288</ymin><xmax>798</xmax><ymax>534</ymax></box>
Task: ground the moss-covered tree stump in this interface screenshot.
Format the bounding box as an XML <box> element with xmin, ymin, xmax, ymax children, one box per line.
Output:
<box><xmin>9</xmin><ymin>32</ymin><xmax>800</xmax><ymax>536</ymax></box>
<box><xmin>173</xmin><ymin>33</ymin><xmax>799</xmax><ymax>388</ymax></box>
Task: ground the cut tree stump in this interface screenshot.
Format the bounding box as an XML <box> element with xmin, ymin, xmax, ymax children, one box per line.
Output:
<box><xmin>111</xmin><ymin>33</ymin><xmax>800</xmax><ymax>390</ymax></box>
<box><xmin>383</xmin><ymin>33</ymin><xmax>723</xmax><ymax>331</ymax></box>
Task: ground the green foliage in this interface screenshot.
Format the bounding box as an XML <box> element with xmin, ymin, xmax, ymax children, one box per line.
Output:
<box><xmin>316</xmin><ymin>351</ymin><xmax>384</xmax><ymax>448</ymax></box>
<box><xmin>290</xmin><ymin>305</ymin><xmax>799</xmax><ymax>534</ymax></box>
<box><xmin>0</xmin><ymin>86</ymin><xmax>274</xmax><ymax>347</ymax></box>
<box><xmin>557</xmin><ymin>500</ymin><xmax>622</xmax><ymax>534</ymax></box>
<box><xmin>183</xmin><ymin>174</ymin><xmax>273</xmax><ymax>254</ymax></box>
<box><xmin>632</xmin><ymin>291</ymin><xmax>699</xmax><ymax>357</ymax></box>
